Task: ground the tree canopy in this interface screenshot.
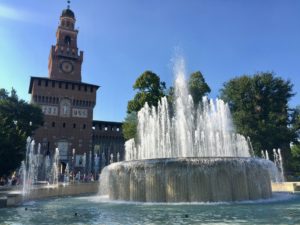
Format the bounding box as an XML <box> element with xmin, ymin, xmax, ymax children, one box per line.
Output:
<box><xmin>123</xmin><ymin>71</ymin><xmax>167</xmax><ymax>140</ymax></box>
<box><xmin>127</xmin><ymin>71</ymin><xmax>166</xmax><ymax>113</ymax></box>
<box><xmin>0</xmin><ymin>88</ymin><xmax>43</xmax><ymax>176</ymax></box>
<box><xmin>188</xmin><ymin>71</ymin><xmax>211</xmax><ymax>106</ymax></box>
<box><xmin>220</xmin><ymin>72</ymin><xmax>295</xmax><ymax>163</ymax></box>
<box><xmin>291</xmin><ymin>106</ymin><xmax>300</xmax><ymax>141</ymax></box>
<box><xmin>289</xmin><ymin>106</ymin><xmax>300</xmax><ymax>173</ymax></box>
<box><xmin>123</xmin><ymin>70</ymin><xmax>212</xmax><ymax>140</ymax></box>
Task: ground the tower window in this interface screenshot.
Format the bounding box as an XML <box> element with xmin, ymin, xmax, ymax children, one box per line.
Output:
<box><xmin>83</xmin><ymin>124</ymin><xmax>86</xmax><ymax>129</ymax></box>
<box><xmin>38</xmin><ymin>80</ymin><xmax>41</xmax><ymax>86</ymax></box>
<box><xmin>52</xmin><ymin>81</ymin><xmax>55</xmax><ymax>88</ymax></box>
<box><xmin>73</xmin><ymin>123</ymin><xmax>76</xmax><ymax>128</ymax></box>
<box><xmin>64</xmin><ymin>36</ymin><xmax>71</xmax><ymax>46</ymax></box>
<box><xmin>52</xmin><ymin>122</ymin><xmax>55</xmax><ymax>127</ymax></box>
<box><xmin>63</xmin><ymin>123</ymin><xmax>66</xmax><ymax>128</ymax></box>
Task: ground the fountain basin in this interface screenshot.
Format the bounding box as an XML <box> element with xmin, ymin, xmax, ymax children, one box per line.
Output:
<box><xmin>106</xmin><ymin>157</ymin><xmax>273</xmax><ymax>202</ymax></box>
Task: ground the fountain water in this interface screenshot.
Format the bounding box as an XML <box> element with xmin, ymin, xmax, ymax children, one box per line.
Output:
<box><xmin>273</xmin><ymin>149</ymin><xmax>285</xmax><ymax>182</ymax></box>
<box><xmin>88</xmin><ymin>150</ymin><xmax>92</xmax><ymax>174</ymax></box>
<box><xmin>64</xmin><ymin>163</ymin><xmax>70</xmax><ymax>183</ymax></box>
<box><xmin>20</xmin><ymin>138</ymin><xmax>61</xmax><ymax>195</ymax></box>
<box><xmin>101</xmin><ymin>57</ymin><xmax>280</xmax><ymax>202</ymax></box>
<box><xmin>22</xmin><ymin>137</ymin><xmax>35</xmax><ymax>195</ymax></box>
<box><xmin>94</xmin><ymin>153</ymin><xmax>100</xmax><ymax>178</ymax></box>
<box><xmin>261</xmin><ymin>149</ymin><xmax>284</xmax><ymax>182</ymax></box>
<box><xmin>82</xmin><ymin>152</ymin><xmax>86</xmax><ymax>175</ymax></box>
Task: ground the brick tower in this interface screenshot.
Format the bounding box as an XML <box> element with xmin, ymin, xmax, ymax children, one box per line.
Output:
<box><xmin>28</xmin><ymin>6</ymin><xmax>99</xmax><ymax>173</ymax></box>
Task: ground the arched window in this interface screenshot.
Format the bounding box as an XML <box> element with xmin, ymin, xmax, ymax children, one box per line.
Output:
<box><xmin>64</xmin><ymin>36</ymin><xmax>71</xmax><ymax>46</ymax></box>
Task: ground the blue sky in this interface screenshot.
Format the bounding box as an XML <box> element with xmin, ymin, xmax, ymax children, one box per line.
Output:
<box><xmin>0</xmin><ymin>0</ymin><xmax>299</xmax><ymax>122</ymax></box>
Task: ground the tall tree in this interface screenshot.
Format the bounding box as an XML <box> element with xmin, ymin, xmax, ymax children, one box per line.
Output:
<box><xmin>123</xmin><ymin>71</ymin><xmax>167</xmax><ymax>140</ymax></box>
<box><xmin>220</xmin><ymin>72</ymin><xmax>294</xmax><ymax>164</ymax></box>
<box><xmin>0</xmin><ymin>88</ymin><xmax>43</xmax><ymax>176</ymax></box>
<box><xmin>127</xmin><ymin>71</ymin><xmax>166</xmax><ymax>113</ymax></box>
<box><xmin>289</xmin><ymin>106</ymin><xmax>300</xmax><ymax>173</ymax></box>
<box><xmin>188</xmin><ymin>71</ymin><xmax>211</xmax><ymax>105</ymax></box>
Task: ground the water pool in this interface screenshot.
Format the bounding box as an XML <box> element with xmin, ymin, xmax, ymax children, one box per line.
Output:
<box><xmin>0</xmin><ymin>193</ymin><xmax>299</xmax><ymax>225</ymax></box>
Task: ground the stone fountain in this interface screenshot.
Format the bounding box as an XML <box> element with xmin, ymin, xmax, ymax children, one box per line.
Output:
<box><xmin>102</xmin><ymin>58</ymin><xmax>279</xmax><ymax>202</ymax></box>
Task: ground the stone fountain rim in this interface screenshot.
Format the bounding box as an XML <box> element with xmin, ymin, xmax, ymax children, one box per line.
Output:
<box><xmin>108</xmin><ymin>157</ymin><xmax>270</xmax><ymax>168</ymax></box>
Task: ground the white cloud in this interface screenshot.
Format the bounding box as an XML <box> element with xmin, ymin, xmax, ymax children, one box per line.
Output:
<box><xmin>0</xmin><ymin>4</ymin><xmax>45</xmax><ymax>23</ymax></box>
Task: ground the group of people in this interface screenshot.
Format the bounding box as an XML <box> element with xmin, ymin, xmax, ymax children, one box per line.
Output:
<box><xmin>74</xmin><ymin>172</ymin><xmax>95</xmax><ymax>182</ymax></box>
<box><xmin>58</xmin><ymin>171</ymin><xmax>96</xmax><ymax>183</ymax></box>
<box><xmin>0</xmin><ymin>172</ymin><xmax>20</xmax><ymax>186</ymax></box>
<box><xmin>0</xmin><ymin>171</ymin><xmax>97</xmax><ymax>187</ymax></box>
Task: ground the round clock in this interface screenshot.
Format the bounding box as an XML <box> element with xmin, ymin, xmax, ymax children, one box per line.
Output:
<box><xmin>61</xmin><ymin>61</ymin><xmax>73</xmax><ymax>73</ymax></box>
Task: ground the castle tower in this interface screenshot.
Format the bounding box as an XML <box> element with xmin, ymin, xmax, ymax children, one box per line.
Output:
<box><xmin>48</xmin><ymin>7</ymin><xmax>83</xmax><ymax>82</ymax></box>
<box><xmin>28</xmin><ymin>5</ymin><xmax>99</xmax><ymax>174</ymax></box>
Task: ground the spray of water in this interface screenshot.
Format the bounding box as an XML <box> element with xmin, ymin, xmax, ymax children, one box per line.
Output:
<box><xmin>125</xmin><ymin>57</ymin><xmax>250</xmax><ymax>160</ymax></box>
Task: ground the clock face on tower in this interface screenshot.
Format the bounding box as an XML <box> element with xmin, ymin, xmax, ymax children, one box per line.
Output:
<box><xmin>60</xmin><ymin>61</ymin><xmax>74</xmax><ymax>73</ymax></box>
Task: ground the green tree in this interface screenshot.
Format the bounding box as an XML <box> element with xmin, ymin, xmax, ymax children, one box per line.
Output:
<box><xmin>220</xmin><ymin>72</ymin><xmax>294</xmax><ymax>164</ymax></box>
<box><xmin>289</xmin><ymin>106</ymin><xmax>300</xmax><ymax>173</ymax></box>
<box><xmin>291</xmin><ymin>106</ymin><xmax>300</xmax><ymax>139</ymax></box>
<box><xmin>166</xmin><ymin>71</ymin><xmax>210</xmax><ymax>114</ymax></box>
<box><xmin>0</xmin><ymin>88</ymin><xmax>43</xmax><ymax>176</ymax></box>
<box><xmin>123</xmin><ymin>71</ymin><xmax>167</xmax><ymax>140</ymax></box>
<box><xmin>290</xmin><ymin>144</ymin><xmax>300</xmax><ymax>174</ymax></box>
<box><xmin>127</xmin><ymin>71</ymin><xmax>166</xmax><ymax>113</ymax></box>
<box><xmin>122</xmin><ymin>112</ymin><xmax>137</xmax><ymax>140</ymax></box>
<box><xmin>188</xmin><ymin>71</ymin><xmax>211</xmax><ymax>105</ymax></box>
